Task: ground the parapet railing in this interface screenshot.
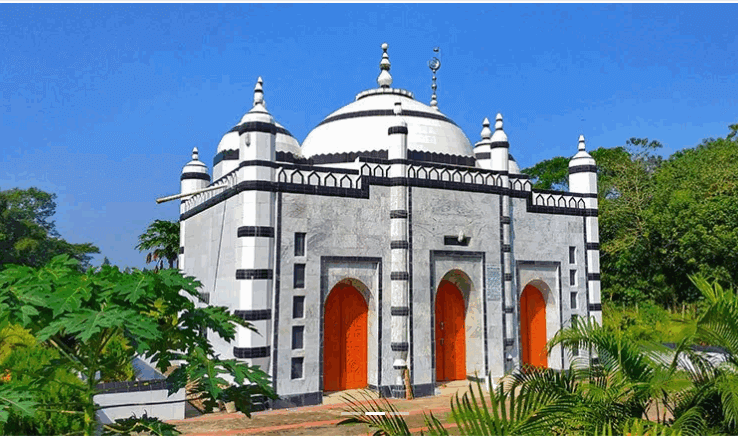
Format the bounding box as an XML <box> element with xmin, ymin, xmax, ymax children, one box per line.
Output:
<box><xmin>277</xmin><ymin>166</ymin><xmax>363</xmax><ymax>190</ymax></box>
<box><xmin>181</xmin><ymin>160</ymin><xmax>591</xmax><ymax>215</ymax></box>
<box><xmin>182</xmin><ymin>171</ymin><xmax>238</xmax><ymax>213</ymax></box>
<box><xmin>531</xmin><ymin>191</ymin><xmax>587</xmax><ymax>209</ymax></box>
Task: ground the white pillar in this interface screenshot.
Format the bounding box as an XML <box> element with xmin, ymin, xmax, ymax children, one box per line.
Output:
<box><xmin>388</xmin><ymin>104</ymin><xmax>409</xmax><ymax>398</ymax></box>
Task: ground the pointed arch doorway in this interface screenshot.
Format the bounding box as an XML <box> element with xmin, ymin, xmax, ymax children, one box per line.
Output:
<box><xmin>435</xmin><ymin>279</ymin><xmax>466</xmax><ymax>382</ymax></box>
<box><xmin>323</xmin><ymin>282</ymin><xmax>368</xmax><ymax>391</ymax></box>
<box><xmin>520</xmin><ymin>284</ymin><xmax>548</xmax><ymax>368</ymax></box>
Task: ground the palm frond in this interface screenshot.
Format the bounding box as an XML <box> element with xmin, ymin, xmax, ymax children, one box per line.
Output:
<box><xmin>338</xmin><ymin>389</ymin><xmax>410</xmax><ymax>436</ymax></box>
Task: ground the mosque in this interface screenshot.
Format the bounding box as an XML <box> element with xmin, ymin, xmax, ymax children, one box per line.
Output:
<box><xmin>176</xmin><ymin>43</ymin><xmax>601</xmax><ymax>409</ymax></box>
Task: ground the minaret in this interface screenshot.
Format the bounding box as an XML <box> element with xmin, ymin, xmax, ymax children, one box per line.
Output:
<box><xmin>232</xmin><ymin>77</ymin><xmax>278</xmax><ymax>372</ymax></box>
<box><xmin>388</xmin><ymin>101</ymin><xmax>410</xmax><ymax>398</ymax></box>
<box><xmin>568</xmin><ymin>135</ymin><xmax>601</xmax><ymax>325</ymax></box>
<box><xmin>179</xmin><ymin>147</ymin><xmax>210</xmax><ymax>271</ymax></box>
<box><xmin>474</xmin><ymin>117</ymin><xmax>493</xmax><ymax>169</ymax></box>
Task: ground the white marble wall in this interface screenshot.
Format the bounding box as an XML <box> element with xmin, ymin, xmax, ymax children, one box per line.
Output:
<box><xmin>510</xmin><ymin>197</ymin><xmax>588</xmax><ymax>369</ymax></box>
<box><xmin>278</xmin><ymin>185</ymin><xmax>390</xmax><ymax>397</ymax></box>
<box><xmin>410</xmin><ymin>187</ymin><xmax>502</xmax><ymax>383</ymax></box>
<box><xmin>183</xmin><ymin>172</ymin><xmax>594</xmax><ymax>401</ymax></box>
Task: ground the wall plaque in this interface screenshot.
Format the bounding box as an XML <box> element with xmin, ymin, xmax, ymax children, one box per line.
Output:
<box><xmin>486</xmin><ymin>264</ymin><xmax>502</xmax><ymax>301</ymax></box>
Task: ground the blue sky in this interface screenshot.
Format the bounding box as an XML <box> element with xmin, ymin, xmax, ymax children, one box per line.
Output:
<box><xmin>2</xmin><ymin>4</ymin><xmax>737</xmax><ymax>270</ymax></box>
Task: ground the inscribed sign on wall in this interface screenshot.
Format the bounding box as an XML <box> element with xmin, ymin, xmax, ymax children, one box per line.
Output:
<box><xmin>486</xmin><ymin>265</ymin><xmax>502</xmax><ymax>301</ymax></box>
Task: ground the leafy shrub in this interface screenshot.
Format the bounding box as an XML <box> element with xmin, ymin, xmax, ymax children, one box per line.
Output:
<box><xmin>1</xmin><ymin>336</ymin><xmax>86</xmax><ymax>435</ymax></box>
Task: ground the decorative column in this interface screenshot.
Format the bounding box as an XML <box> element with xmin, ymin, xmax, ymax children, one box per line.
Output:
<box><xmin>490</xmin><ymin>114</ymin><xmax>515</xmax><ymax>373</ymax></box>
<box><xmin>568</xmin><ymin>135</ymin><xmax>601</xmax><ymax>325</ymax></box>
<box><xmin>233</xmin><ymin>78</ymin><xmax>278</xmax><ymax>371</ymax></box>
<box><xmin>388</xmin><ymin>101</ymin><xmax>410</xmax><ymax>398</ymax></box>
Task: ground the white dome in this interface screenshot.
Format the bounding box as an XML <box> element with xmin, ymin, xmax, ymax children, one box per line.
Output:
<box><xmin>216</xmin><ymin>120</ymin><xmax>301</xmax><ymax>157</ymax></box>
<box><xmin>301</xmin><ymin>88</ymin><xmax>472</xmax><ymax>159</ymax></box>
<box><xmin>509</xmin><ymin>154</ymin><xmax>520</xmax><ymax>174</ymax></box>
<box><xmin>275</xmin><ymin>122</ymin><xmax>302</xmax><ymax>157</ymax></box>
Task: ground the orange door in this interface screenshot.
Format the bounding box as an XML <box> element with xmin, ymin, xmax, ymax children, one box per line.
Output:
<box><xmin>520</xmin><ymin>285</ymin><xmax>548</xmax><ymax>368</ymax></box>
<box><xmin>435</xmin><ymin>280</ymin><xmax>466</xmax><ymax>382</ymax></box>
<box><xmin>323</xmin><ymin>283</ymin><xmax>368</xmax><ymax>391</ymax></box>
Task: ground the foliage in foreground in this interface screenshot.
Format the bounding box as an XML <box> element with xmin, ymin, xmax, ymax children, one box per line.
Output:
<box><xmin>339</xmin><ymin>276</ymin><xmax>738</xmax><ymax>436</ymax></box>
<box><xmin>0</xmin><ymin>255</ymin><xmax>277</xmax><ymax>435</ymax></box>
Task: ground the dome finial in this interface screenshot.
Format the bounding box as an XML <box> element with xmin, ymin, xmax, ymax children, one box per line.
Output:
<box><xmin>481</xmin><ymin>117</ymin><xmax>492</xmax><ymax>140</ymax></box>
<box><xmin>428</xmin><ymin>47</ymin><xmax>441</xmax><ymax>111</ymax></box>
<box><xmin>377</xmin><ymin>42</ymin><xmax>393</xmax><ymax>88</ymax></box>
<box><xmin>253</xmin><ymin>76</ymin><xmax>265</xmax><ymax>108</ymax></box>
<box><xmin>495</xmin><ymin>113</ymin><xmax>504</xmax><ymax>131</ymax></box>
<box><xmin>578</xmin><ymin>134</ymin><xmax>586</xmax><ymax>151</ymax></box>
<box><xmin>192</xmin><ymin>147</ymin><xmax>199</xmax><ymax>161</ymax></box>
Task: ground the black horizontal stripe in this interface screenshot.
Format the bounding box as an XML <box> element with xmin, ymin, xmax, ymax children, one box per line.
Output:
<box><xmin>500</xmin><ymin>216</ymin><xmax>511</xmax><ymax>224</ymax></box>
<box><xmin>390</xmin><ymin>210</ymin><xmax>408</xmax><ymax>219</ymax></box>
<box><xmin>179</xmin><ymin>246</ymin><xmax>184</xmax><ymax>254</ymax></box>
<box><xmin>503</xmin><ymin>306</ymin><xmax>514</xmax><ymax>314</ymax></box>
<box><xmin>236</xmin><ymin>269</ymin><xmax>273</xmax><ymax>280</ymax></box>
<box><xmin>237</xmin><ymin>226</ymin><xmax>275</xmax><ymax>238</ymax></box>
<box><xmin>234</xmin><ymin>309</ymin><xmax>272</xmax><ymax>321</ymax></box>
<box><xmin>391</xmin><ymin>272</ymin><xmax>409</xmax><ymax>280</ymax></box>
<box><xmin>180</xmin><ymin>172</ymin><xmax>211</xmax><ymax>181</ymax></box>
<box><xmin>230</xmin><ymin>121</ymin><xmax>278</xmax><ymax>136</ymax></box>
<box><xmin>490</xmin><ymin>141</ymin><xmax>509</xmax><ymax>149</ymax></box>
<box><xmin>318</xmin><ymin>109</ymin><xmax>458</xmax><ymax>128</ymax></box>
<box><xmin>503</xmin><ymin>273</ymin><xmax>513</xmax><ymax>281</ymax></box>
<box><xmin>233</xmin><ymin>346</ymin><xmax>270</xmax><ymax>358</ymax></box>
<box><xmin>586</xmin><ymin>242</ymin><xmax>600</xmax><ymax>250</ymax></box>
<box><xmin>475</xmin><ymin>152</ymin><xmax>491</xmax><ymax>160</ymax></box>
<box><xmin>569</xmin><ymin>165</ymin><xmax>598</xmax><ymax>174</ymax></box>
<box><xmin>388</xmin><ymin>125</ymin><xmax>409</xmax><ymax>135</ymax></box>
<box><xmin>391</xmin><ymin>342</ymin><xmax>409</xmax><ymax>352</ymax></box>
<box><xmin>588</xmin><ymin>303</ymin><xmax>602</xmax><ymax>312</ymax></box>
<box><xmin>587</xmin><ymin>273</ymin><xmax>601</xmax><ymax>281</ymax></box>
<box><xmin>391</xmin><ymin>306</ymin><xmax>410</xmax><ymax>316</ymax></box>
<box><xmin>213</xmin><ymin>149</ymin><xmax>240</xmax><ymax>166</ymax></box>
<box><xmin>390</xmin><ymin>240</ymin><xmax>409</xmax><ymax>249</ymax></box>
<box><xmin>228</xmin><ymin>124</ymin><xmax>293</xmax><ymax>138</ymax></box>
<box><xmin>504</xmin><ymin>339</ymin><xmax>515</xmax><ymax>347</ymax></box>
<box><xmin>501</xmin><ymin>244</ymin><xmax>511</xmax><ymax>253</ymax></box>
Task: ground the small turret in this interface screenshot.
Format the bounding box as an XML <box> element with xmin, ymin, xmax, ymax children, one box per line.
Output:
<box><xmin>474</xmin><ymin>117</ymin><xmax>493</xmax><ymax>169</ymax></box>
<box><xmin>181</xmin><ymin>147</ymin><xmax>210</xmax><ymax>194</ymax></box>
<box><xmin>490</xmin><ymin>113</ymin><xmax>510</xmax><ymax>173</ymax></box>
<box><xmin>180</xmin><ymin>147</ymin><xmax>210</xmax><ymax>213</ymax></box>
<box><xmin>568</xmin><ymin>135</ymin><xmax>597</xmax><ymax>196</ymax></box>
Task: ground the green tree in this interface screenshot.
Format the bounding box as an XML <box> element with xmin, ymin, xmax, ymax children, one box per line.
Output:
<box><xmin>0</xmin><ymin>255</ymin><xmax>277</xmax><ymax>435</ymax></box>
<box><xmin>643</xmin><ymin>134</ymin><xmax>738</xmax><ymax>303</ymax></box>
<box><xmin>521</xmin><ymin>156</ymin><xmax>570</xmax><ymax>190</ymax></box>
<box><xmin>0</xmin><ymin>187</ymin><xmax>99</xmax><ymax>271</ymax></box>
<box><xmin>136</xmin><ymin>220</ymin><xmax>180</xmax><ymax>270</ymax></box>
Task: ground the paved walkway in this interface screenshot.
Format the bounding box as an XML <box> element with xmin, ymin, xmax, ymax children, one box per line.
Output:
<box><xmin>171</xmin><ymin>380</ymin><xmax>495</xmax><ymax>436</ymax></box>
